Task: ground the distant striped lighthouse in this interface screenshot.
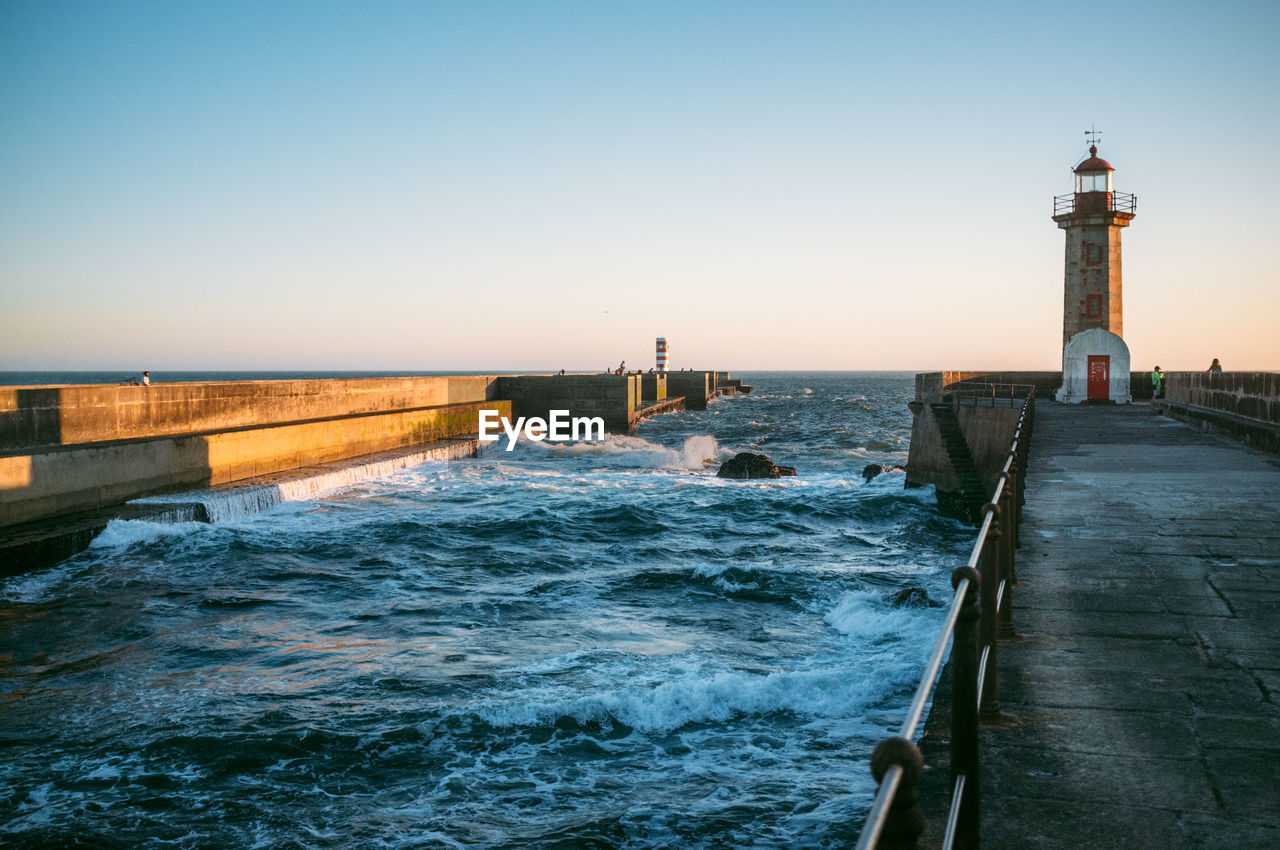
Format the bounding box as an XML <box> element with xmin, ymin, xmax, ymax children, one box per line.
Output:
<box><xmin>655</xmin><ymin>337</ymin><xmax>669</xmax><ymax>372</ymax></box>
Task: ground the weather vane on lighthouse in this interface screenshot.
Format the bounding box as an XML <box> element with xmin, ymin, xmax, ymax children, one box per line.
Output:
<box><xmin>1084</xmin><ymin>123</ymin><xmax>1102</xmax><ymax>148</ymax></box>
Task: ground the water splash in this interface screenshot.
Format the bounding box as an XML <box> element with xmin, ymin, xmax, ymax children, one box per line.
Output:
<box><xmin>128</xmin><ymin>440</ymin><xmax>477</xmax><ymax>523</ymax></box>
<box><xmin>534</xmin><ymin>433</ymin><xmax>726</xmax><ymax>470</ymax></box>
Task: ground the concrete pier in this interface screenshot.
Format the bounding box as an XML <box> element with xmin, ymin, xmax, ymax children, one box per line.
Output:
<box><xmin>494</xmin><ymin>374</ymin><xmax>641</xmax><ymax>433</ymax></box>
<box><xmin>921</xmin><ymin>403</ymin><xmax>1280</xmax><ymax>847</ymax></box>
<box><xmin>496</xmin><ymin>371</ymin><xmax>716</xmax><ymax>429</ymax></box>
<box><xmin>906</xmin><ymin>371</ymin><xmax>1159</xmax><ymax>520</ymax></box>
<box><xmin>667</xmin><ymin>371</ymin><xmax>714</xmax><ymax>410</ymax></box>
<box><xmin>0</xmin><ymin>437</ymin><xmax>482</xmax><ymax>576</ymax></box>
<box><xmin>0</xmin><ymin>377</ymin><xmax>510</xmax><ymax>528</ymax></box>
<box><xmin>640</xmin><ymin>372</ymin><xmax>667</xmax><ymax>403</ymax></box>
<box><xmin>0</xmin><ymin>370</ymin><xmax>738</xmax><ymax>571</ymax></box>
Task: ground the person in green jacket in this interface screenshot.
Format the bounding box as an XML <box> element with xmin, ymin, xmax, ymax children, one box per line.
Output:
<box><xmin>1151</xmin><ymin>366</ymin><xmax>1164</xmax><ymax>399</ymax></box>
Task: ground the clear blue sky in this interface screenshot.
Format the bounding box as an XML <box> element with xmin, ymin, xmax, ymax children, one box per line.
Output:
<box><xmin>3</xmin><ymin>0</ymin><xmax>1278</xmax><ymax>371</ymax></box>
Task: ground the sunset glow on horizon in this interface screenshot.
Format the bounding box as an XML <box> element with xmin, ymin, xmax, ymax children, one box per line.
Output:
<box><xmin>3</xmin><ymin>1</ymin><xmax>1278</xmax><ymax>373</ymax></box>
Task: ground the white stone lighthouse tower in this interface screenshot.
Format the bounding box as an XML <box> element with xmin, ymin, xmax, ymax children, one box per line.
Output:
<box><xmin>1053</xmin><ymin>141</ymin><xmax>1137</xmax><ymax>403</ymax></box>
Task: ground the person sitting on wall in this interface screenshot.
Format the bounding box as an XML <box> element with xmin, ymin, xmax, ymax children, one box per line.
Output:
<box><xmin>1151</xmin><ymin>366</ymin><xmax>1164</xmax><ymax>399</ymax></box>
<box><xmin>1207</xmin><ymin>358</ymin><xmax>1223</xmax><ymax>374</ymax></box>
<box><xmin>616</xmin><ymin>361</ymin><xmax>626</xmax><ymax>375</ymax></box>
<box><xmin>142</xmin><ymin>371</ymin><xmax>151</xmax><ymax>386</ymax></box>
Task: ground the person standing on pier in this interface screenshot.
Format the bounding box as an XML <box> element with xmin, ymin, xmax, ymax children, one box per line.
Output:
<box><xmin>1151</xmin><ymin>366</ymin><xmax>1164</xmax><ymax>399</ymax></box>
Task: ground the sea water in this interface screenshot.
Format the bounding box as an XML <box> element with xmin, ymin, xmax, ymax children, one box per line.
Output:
<box><xmin>0</xmin><ymin>372</ymin><xmax>971</xmax><ymax>848</ymax></box>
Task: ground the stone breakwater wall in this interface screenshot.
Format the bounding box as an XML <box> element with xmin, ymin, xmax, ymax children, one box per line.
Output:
<box><xmin>906</xmin><ymin>372</ymin><xmax>1028</xmax><ymax>520</ymax></box>
<box><xmin>494</xmin><ymin>375</ymin><xmax>638</xmax><ymax>433</ymax></box>
<box><xmin>0</xmin><ymin>377</ymin><xmax>509</xmax><ymax>528</ymax></box>
<box><xmin>0</xmin><ymin>371</ymin><xmax>730</xmax><ymax>531</ymax></box>
<box><xmin>1161</xmin><ymin>371</ymin><xmax>1280</xmax><ymax>454</ymax></box>
<box><xmin>666</xmin><ymin>371</ymin><xmax>713</xmax><ymax>410</ymax></box>
<box><xmin>494</xmin><ymin>371</ymin><xmax>717</xmax><ymax>429</ymax></box>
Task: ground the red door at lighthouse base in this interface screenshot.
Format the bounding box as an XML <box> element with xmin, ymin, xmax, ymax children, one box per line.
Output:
<box><xmin>1087</xmin><ymin>355</ymin><xmax>1110</xmax><ymax>400</ymax></box>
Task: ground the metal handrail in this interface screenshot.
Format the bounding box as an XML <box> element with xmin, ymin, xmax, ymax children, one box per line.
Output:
<box><xmin>856</xmin><ymin>390</ymin><xmax>1034</xmax><ymax>849</ymax></box>
<box><xmin>949</xmin><ymin>382</ymin><xmax>1034</xmax><ymax>396</ymax></box>
<box><xmin>1053</xmin><ymin>190</ymin><xmax>1137</xmax><ymax>216</ymax></box>
<box><xmin>950</xmin><ymin>383</ymin><xmax>1035</xmax><ymax>409</ymax></box>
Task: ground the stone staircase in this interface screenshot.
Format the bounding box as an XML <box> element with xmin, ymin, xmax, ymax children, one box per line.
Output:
<box><xmin>930</xmin><ymin>402</ymin><xmax>987</xmax><ymax>523</ymax></box>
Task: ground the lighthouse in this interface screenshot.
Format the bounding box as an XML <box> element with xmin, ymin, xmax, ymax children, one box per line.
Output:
<box><xmin>1052</xmin><ymin>140</ymin><xmax>1137</xmax><ymax>403</ymax></box>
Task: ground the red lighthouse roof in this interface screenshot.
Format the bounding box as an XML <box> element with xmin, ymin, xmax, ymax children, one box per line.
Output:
<box><xmin>1074</xmin><ymin>145</ymin><xmax>1114</xmax><ymax>173</ymax></box>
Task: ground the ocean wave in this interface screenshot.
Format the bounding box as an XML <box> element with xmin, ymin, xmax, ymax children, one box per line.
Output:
<box><xmin>534</xmin><ymin>434</ymin><xmax>725</xmax><ymax>470</ymax></box>
<box><xmin>89</xmin><ymin>519</ymin><xmax>208</xmax><ymax>549</ymax></box>
<box><xmin>0</xmin><ymin>561</ymin><xmax>80</xmax><ymax>603</ymax></box>
<box><xmin>470</xmin><ymin>658</ymin><xmax>913</xmax><ymax>734</ymax></box>
<box><xmin>823</xmin><ymin>590</ymin><xmax>939</xmax><ymax>642</ymax></box>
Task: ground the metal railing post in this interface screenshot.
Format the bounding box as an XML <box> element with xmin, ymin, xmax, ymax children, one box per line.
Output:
<box><xmin>998</xmin><ymin>476</ymin><xmax>1016</xmax><ymax>639</ymax></box>
<box><xmin>977</xmin><ymin>507</ymin><xmax>1001</xmax><ymax>721</ymax></box>
<box><xmin>951</xmin><ymin>566</ymin><xmax>981</xmax><ymax>850</ymax></box>
<box><xmin>1006</xmin><ymin>459</ymin><xmax>1021</xmax><ymax>548</ymax></box>
<box><xmin>870</xmin><ymin>738</ymin><xmax>926</xmax><ymax>850</ymax></box>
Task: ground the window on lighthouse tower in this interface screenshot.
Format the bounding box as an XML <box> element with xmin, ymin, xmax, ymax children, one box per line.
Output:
<box><xmin>1076</xmin><ymin>170</ymin><xmax>1112</xmax><ymax>193</ymax></box>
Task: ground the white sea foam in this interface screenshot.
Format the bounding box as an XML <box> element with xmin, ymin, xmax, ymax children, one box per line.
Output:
<box><xmin>1</xmin><ymin>562</ymin><xmax>78</xmax><ymax>603</ymax></box>
<box><xmin>473</xmin><ymin>660</ymin><xmax>908</xmax><ymax>733</ymax></box>
<box><xmin>536</xmin><ymin>434</ymin><xmax>724</xmax><ymax>470</ymax></box>
<box><xmin>89</xmin><ymin>519</ymin><xmax>206</xmax><ymax>549</ymax></box>
<box><xmin>128</xmin><ymin>448</ymin><xmax>464</xmax><ymax>524</ymax></box>
<box><xmin>712</xmin><ymin>576</ymin><xmax>760</xmax><ymax>593</ymax></box>
<box><xmin>824</xmin><ymin>590</ymin><xmax>936</xmax><ymax>642</ymax></box>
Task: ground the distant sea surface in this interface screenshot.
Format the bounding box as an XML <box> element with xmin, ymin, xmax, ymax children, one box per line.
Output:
<box><xmin>0</xmin><ymin>372</ymin><xmax>968</xmax><ymax>848</ymax></box>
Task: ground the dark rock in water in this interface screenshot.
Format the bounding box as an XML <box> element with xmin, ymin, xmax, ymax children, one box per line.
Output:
<box><xmin>889</xmin><ymin>587</ymin><xmax>942</xmax><ymax>608</ymax></box>
<box><xmin>717</xmin><ymin>452</ymin><xmax>796</xmax><ymax>479</ymax></box>
<box><xmin>861</xmin><ymin>463</ymin><xmax>907</xmax><ymax>483</ymax></box>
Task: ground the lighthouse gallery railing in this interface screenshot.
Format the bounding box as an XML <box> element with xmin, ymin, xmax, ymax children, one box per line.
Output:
<box><xmin>1053</xmin><ymin>190</ymin><xmax>1137</xmax><ymax>216</ymax></box>
<box><xmin>855</xmin><ymin>389</ymin><xmax>1034</xmax><ymax>850</ymax></box>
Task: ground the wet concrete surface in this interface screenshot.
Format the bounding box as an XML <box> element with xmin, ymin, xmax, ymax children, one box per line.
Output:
<box><xmin>921</xmin><ymin>402</ymin><xmax>1280</xmax><ymax>848</ymax></box>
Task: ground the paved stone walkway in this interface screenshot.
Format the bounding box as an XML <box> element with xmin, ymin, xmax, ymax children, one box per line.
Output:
<box><xmin>973</xmin><ymin>402</ymin><xmax>1280</xmax><ymax>848</ymax></box>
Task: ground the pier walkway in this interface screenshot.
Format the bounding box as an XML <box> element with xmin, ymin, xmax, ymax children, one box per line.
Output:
<box><xmin>979</xmin><ymin>403</ymin><xmax>1280</xmax><ymax>848</ymax></box>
